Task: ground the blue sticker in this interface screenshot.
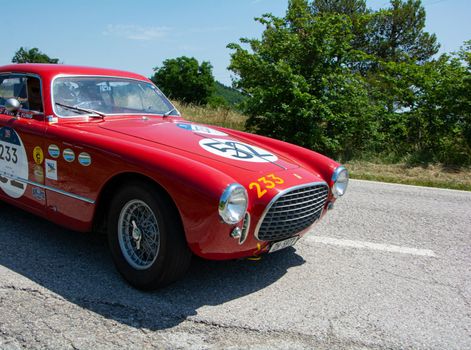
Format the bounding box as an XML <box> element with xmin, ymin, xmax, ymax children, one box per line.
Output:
<box><xmin>177</xmin><ymin>123</ymin><xmax>228</xmax><ymax>136</ymax></box>
<box><xmin>177</xmin><ymin>123</ymin><xmax>192</xmax><ymax>131</ymax></box>
<box><xmin>45</xmin><ymin>159</ymin><xmax>57</xmax><ymax>180</ymax></box>
<box><xmin>78</xmin><ymin>152</ymin><xmax>92</xmax><ymax>166</ymax></box>
<box><xmin>32</xmin><ymin>187</ymin><xmax>45</xmax><ymax>201</ymax></box>
<box><xmin>63</xmin><ymin>148</ymin><xmax>75</xmax><ymax>162</ymax></box>
<box><xmin>48</xmin><ymin>144</ymin><xmax>60</xmax><ymax>158</ymax></box>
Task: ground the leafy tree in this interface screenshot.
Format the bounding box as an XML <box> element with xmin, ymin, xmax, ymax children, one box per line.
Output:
<box><xmin>312</xmin><ymin>0</ymin><xmax>370</xmax><ymax>55</ymax></box>
<box><xmin>367</xmin><ymin>0</ymin><xmax>439</xmax><ymax>64</ymax></box>
<box><xmin>229</xmin><ymin>0</ymin><xmax>469</xmax><ymax>165</ymax></box>
<box><xmin>459</xmin><ymin>40</ymin><xmax>471</xmax><ymax>153</ymax></box>
<box><xmin>409</xmin><ymin>44</ymin><xmax>471</xmax><ymax>165</ymax></box>
<box><xmin>313</xmin><ymin>0</ymin><xmax>367</xmax><ymax>15</ymax></box>
<box><xmin>356</xmin><ymin>1</ymin><xmax>440</xmax><ymax>159</ymax></box>
<box><xmin>151</xmin><ymin>56</ymin><xmax>215</xmax><ymax>105</ymax></box>
<box><xmin>228</xmin><ymin>0</ymin><xmax>377</xmax><ymax>159</ymax></box>
<box><xmin>353</xmin><ymin>42</ymin><xmax>470</xmax><ymax>165</ymax></box>
<box><xmin>12</xmin><ymin>47</ymin><xmax>59</xmax><ymax>64</ymax></box>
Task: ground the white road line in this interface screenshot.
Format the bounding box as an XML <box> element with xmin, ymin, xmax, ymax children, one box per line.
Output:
<box><xmin>305</xmin><ymin>236</ymin><xmax>436</xmax><ymax>257</ymax></box>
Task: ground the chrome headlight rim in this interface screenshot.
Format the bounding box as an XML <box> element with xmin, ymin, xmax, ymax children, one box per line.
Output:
<box><xmin>331</xmin><ymin>165</ymin><xmax>349</xmax><ymax>198</ymax></box>
<box><xmin>218</xmin><ymin>183</ymin><xmax>248</xmax><ymax>225</ymax></box>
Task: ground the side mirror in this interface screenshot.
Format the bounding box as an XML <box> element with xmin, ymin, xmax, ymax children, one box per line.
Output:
<box><xmin>5</xmin><ymin>98</ymin><xmax>20</xmax><ymax>112</ymax></box>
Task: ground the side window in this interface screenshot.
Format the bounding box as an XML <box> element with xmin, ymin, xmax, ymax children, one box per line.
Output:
<box><xmin>0</xmin><ymin>75</ymin><xmax>43</xmax><ymax>112</ymax></box>
<box><xmin>26</xmin><ymin>77</ymin><xmax>43</xmax><ymax>112</ymax></box>
<box><xmin>0</xmin><ymin>76</ymin><xmax>23</xmax><ymax>106</ymax></box>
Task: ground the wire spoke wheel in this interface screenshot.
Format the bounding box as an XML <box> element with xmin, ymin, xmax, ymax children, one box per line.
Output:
<box><xmin>108</xmin><ymin>183</ymin><xmax>192</xmax><ymax>289</ymax></box>
<box><xmin>117</xmin><ymin>199</ymin><xmax>160</xmax><ymax>270</ymax></box>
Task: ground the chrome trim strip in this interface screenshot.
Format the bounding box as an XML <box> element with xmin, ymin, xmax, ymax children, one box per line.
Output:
<box><xmin>50</xmin><ymin>74</ymin><xmax>178</xmax><ymax>119</ymax></box>
<box><xmin>0</xmin><ymin>171</ymin><xmax>95</xmax><ymax>204</ymax></box>
<box><xmin>254</xmin><ymin>181</ymin><xmax>328</xmax><ymax>241</ymax></box>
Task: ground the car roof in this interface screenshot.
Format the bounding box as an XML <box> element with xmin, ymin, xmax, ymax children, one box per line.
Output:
<box><xmin>0</xmin><ymin>64</ymin><xmax>149</xmax><ymax>81</ymax></box>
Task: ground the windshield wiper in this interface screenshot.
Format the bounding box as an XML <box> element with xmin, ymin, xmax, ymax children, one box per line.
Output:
<box><xmin>163</xmin><ymin>107</ymin><xmax>179</xmax><ymax>117</ymax></box>
<box><xmin>55</xmin><ymin>102</ymin><xmax>106</xmax><ymax>119</ymax></box>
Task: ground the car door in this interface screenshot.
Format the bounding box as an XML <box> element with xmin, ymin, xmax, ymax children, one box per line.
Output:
<box><xmin>0</xmin><ymin>73</ymin><xmax>47</xmax><ymax>215</ymax></box>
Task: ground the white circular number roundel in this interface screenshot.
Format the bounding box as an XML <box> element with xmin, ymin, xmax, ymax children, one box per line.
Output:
<box><xmin>0</xmin><ymin>127</ymin><xmax>28</xmax><ymax>198</ymax></box>
<box><xmin>199</xmin><ymin>138</ymin><xmax>278</xmax><ymax>163</ymax></box>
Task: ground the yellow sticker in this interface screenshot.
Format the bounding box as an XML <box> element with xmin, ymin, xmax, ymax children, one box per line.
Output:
<box><xmin>33</xmin><ymin>146</ymin><xmax>44</xmax><ymax>165</ymax></box>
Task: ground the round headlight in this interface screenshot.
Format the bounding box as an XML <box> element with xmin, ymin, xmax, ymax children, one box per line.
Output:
<box><xmin>219</xmin><ymin>184</ymin><xmax>248</xmax><ymax>224</ymax></box>
<box><xmin>332</xmin><ymin>166</ymin><xmax>349</xmax><ymax>198</ymax></box>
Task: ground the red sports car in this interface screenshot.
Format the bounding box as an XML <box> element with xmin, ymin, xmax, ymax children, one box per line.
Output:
<box><xmin>0</xmin><ymin>64</ymin><xmax>348</xmax><ymax>289</ymax></box>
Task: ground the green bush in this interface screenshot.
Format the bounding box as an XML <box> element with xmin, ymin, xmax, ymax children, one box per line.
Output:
<box><xmin>151</xmin><ymin>56</ymin><xmax>215</xmax><ymax>105</ymax></box>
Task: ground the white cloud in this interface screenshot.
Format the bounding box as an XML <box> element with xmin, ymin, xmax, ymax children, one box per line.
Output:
<box><xmin>188</xmin><ymin>26</ymin><xmax>232</xmax><ymax>33</ymax></box>
<box><xmin>103</xmin><ymin>24</ymin><xmax>170</xmax><ymax>41</ymax></box>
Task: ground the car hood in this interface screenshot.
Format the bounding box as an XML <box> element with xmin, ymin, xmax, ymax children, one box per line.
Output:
<box><xmin>98</xmin><ymin>118</ymin><xmax>300</xmax><ymax>172</ymax></box>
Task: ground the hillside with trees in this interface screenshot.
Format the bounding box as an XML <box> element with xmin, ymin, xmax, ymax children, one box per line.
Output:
<box><xmin>213</xmin><ymin>81</ymin><xmax>246</xmax><ymax>107</ymax></box>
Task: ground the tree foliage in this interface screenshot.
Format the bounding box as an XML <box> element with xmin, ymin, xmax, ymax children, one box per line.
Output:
<box><xmin>229</xmin><ymin>0</ymin><xmax>378</xmax><ymax>159</ymax></box>
<box><xmin>12</xmin><ymin>47</ymin><xmax>59</xmax><ymax>64</ymax></box>
<box><xmin>410</xmin><ymin>47</ymin><xmax>471</xmax><ymax>165</ymax></box>
<box><xmin>228</xmin><ymin>0</ymin><xmax>470</xmax><ymax>165</ymax></box>
<box><xmin>367</xmin><ymin>0</ymin><xmax>439</xmax><ymax>63</ymax></box>
<box><xmin>151</xmin><ymin>56</ymin><xmax>215</xmax><ymax>105</ymax></box>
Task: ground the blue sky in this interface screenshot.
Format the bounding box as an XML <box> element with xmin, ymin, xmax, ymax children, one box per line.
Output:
<box><xmin>1</xmin><ymin>0</ymin><xmax>469</xmax><ymax>86</ymax></box>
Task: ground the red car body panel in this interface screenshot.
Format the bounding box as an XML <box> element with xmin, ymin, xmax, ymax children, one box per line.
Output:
<box><xmin>0</xmin><ymin>64</ymin><xmax>341</xmax><ymax>260</ymax></box>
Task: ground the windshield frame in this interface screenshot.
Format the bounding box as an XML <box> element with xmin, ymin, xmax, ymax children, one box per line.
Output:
<box><xmin>51</xmin><ymin>74</ymin><xmax>180</xmax><ymax>118</ymax></box>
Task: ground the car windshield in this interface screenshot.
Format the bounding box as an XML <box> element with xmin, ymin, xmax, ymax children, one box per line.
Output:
<box><xmin>53</xmin><ymin>76</ymin><xmax>178</xmax><ymax>117</ymax></box>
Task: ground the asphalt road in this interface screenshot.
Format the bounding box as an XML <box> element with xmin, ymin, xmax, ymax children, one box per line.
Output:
<box><xmin>0</xmin><ymin>180</ymin><xmax>470</xmax><ymax>349</ymax></box>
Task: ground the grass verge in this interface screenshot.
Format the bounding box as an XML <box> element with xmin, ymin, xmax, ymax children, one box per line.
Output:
<box><xmin>346</xmin><ymin>161</ymin><xmax>471</xmax><ymax>191</ymax></box>
<box><xmin>174</xmin><ymin>100</ymin><xmax>247</xmax><ymax>131</ymax></box>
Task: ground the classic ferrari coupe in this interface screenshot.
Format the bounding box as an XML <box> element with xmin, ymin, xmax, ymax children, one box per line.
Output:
<box><xmin>0</xmin><ymin>64</ymin><xmax>348</xmax><ymax>289</ymax></box>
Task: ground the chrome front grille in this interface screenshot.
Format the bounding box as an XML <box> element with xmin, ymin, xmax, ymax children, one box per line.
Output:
<box><xmin>256</xmin><ymin>183</ymin><xmax>329</xmax><ymax>242</ymax></box>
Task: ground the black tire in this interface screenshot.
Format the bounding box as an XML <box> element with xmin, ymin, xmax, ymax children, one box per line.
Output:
<box><xmin>107</xmin><ymin>182</ymin><xmax>192</xmax><ymax>290</ymax></box>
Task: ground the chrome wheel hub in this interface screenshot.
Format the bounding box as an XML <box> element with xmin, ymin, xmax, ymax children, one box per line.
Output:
<box><xmin>117</xmin><ymin>199</ymin><xmax>160</xmax><ymax>270</ymax></box>
<box><xmin>131</xmin><ymin>220</ymin><xmax>142</xmax><ymax>250</ymax></box>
